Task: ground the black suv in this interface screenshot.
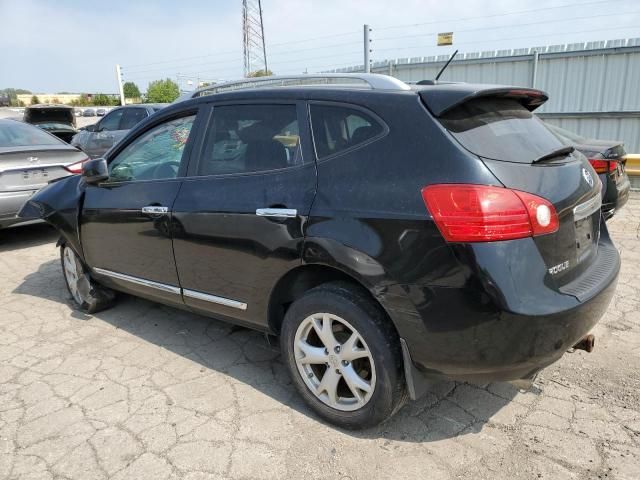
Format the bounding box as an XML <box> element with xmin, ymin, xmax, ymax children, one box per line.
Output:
<box><xmin>20</xmin><ymin>74</ymin><xmax>619</xmax><ymax>429</ymax></box>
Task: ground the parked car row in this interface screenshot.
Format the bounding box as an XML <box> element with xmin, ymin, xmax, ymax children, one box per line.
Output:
<box><xmin>18</xmin><ymin>74</ymin><xmax>621</xmax><ymax>429</ymax></box>
<box><xmin>75</xmin><ymin>107</ymin><xmax>110</xmax><ymax>117</ymax></box>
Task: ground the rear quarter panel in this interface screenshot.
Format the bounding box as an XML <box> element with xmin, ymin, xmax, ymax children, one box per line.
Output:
<box><xmin>305</xmin><ymin>92</ymin><xmax>499</xmax><ymax>288</ymax></box>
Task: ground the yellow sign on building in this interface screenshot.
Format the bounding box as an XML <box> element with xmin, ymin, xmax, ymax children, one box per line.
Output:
<box><xmin>437</xmin><ymin>32</ymin><xmax>453</xmax><ymax>46</ymax></box>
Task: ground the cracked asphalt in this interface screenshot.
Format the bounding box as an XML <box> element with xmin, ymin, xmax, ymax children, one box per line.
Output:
<box><xmin>0</xmin><ymin>193</ymin><xmax>639</xmax><ymax>480</ymax></box>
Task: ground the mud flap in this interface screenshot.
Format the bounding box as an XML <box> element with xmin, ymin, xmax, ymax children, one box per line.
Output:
<box><xmin>400</xmin><ymin>338</ymin><xmax>430</xmax><ymax>400</ymax></box>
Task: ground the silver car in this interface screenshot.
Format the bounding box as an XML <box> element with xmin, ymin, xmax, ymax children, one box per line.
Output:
<box><xmin>0</xmin><ymin>119</ymin><xmax>88</xmax><ymax>228</ymax></box>
<box><xmin>70</xmin><ymin>104</ymin><xmax>165</xmax><ymax>158</ymax></box>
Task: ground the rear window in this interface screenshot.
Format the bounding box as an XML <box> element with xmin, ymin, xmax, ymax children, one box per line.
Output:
<box><xmin>440</xmin><ymin>97</ymin><xmax>564</xmax><ymax>163</ymax></box>
<box><xmin>0</xmin><ymin>121</ymin><xmax>62</xmax><ymax>148</ymax></box>
<box><xmin>310</xmin><ymin>104</ymin><xmax>385</xmax><ymax>159</ymax></box>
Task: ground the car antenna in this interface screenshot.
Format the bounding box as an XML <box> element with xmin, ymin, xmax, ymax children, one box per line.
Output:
<box><xmin>435</xmin><ymin>49</ymin><xmax>459</xmax><ymax>81</ymax></box>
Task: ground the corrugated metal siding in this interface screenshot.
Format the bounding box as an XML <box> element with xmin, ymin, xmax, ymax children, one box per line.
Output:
<box><xmin>355</xmin><ymin>39</ymin><xmax>640</xmax><ymax>152</ymax></box>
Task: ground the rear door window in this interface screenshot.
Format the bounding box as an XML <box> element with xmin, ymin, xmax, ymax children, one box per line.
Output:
<box><xmin>120</xmin><ymin>108</ymin><xmax>148</xmax><ymax>130</ymax></box>
<box><xmin>197</xmin><ymin>104</ymin><xmax>302</xmax><ymax>176</ymax></box>
<box><xmin>309</xmin><ymin>104</ymin><xmax>385</xmax><ymax>159</ymax></box>
<box><xmin>440</xmin><ymin>97</ymin><xmax>565</xmax><ymax>163</ymax></box>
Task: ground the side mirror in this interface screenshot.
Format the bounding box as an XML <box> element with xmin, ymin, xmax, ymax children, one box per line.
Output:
<box><xmin>81</xmin><ymin>158</ymin><xmax>109</xmax><ymax>184</ymax></box>
<box><xmin>86</xmin><ymin>124</ymin><xmax>99</xmax><ymax>133</ymax></box>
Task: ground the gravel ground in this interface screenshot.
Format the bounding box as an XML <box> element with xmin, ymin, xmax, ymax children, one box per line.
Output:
<box><xmin>0</xmin><ymin>192</ymin><xmax>638</xmax><ymax>480</ymax></box>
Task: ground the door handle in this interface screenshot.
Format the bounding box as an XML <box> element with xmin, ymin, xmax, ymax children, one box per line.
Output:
<box><xmin>256</xmin><ymin>208</ymin><xmax>297</xmax><ymax>218</ymax></box>
<box><xmin>142</xmin><ymin>206</ymin><xmax>168</xmax><ymax>214</ymax></box>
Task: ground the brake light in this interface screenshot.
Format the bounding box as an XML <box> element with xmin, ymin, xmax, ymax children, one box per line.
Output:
<box><xmin>588</xmin><ymin>158</ymin><xmax>617</xmax><ymax>174</ymax></box>
<box><xmin>421</xmin><ymin>184</ymin><xmax>559</xmax><ymax>243</ymax></box>
<box><xmin>64</xmin><ymin>157</ymin><xmax>89</xmax><ymax>174</ymax></box>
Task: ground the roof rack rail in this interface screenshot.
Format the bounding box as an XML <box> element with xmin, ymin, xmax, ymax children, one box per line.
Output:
<box><xmin>191</xmin><ymin>73</ymin><xmax>411</xmax><ymax>97</ymax></box>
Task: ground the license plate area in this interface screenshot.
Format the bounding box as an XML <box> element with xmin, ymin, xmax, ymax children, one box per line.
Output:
<box><xmin>22</xmin><ymin>168</ymin><xmax>52</xmax><ymax>186</ymax></box>
<box><xmin>573</xmin><ymin>195</ymin><xmax>601</xmax><ymax>265</ymax></box>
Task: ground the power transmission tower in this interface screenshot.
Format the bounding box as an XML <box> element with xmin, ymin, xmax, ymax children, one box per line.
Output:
<box><xmin>242</xmin><ymin>0</ymin><xmax>268</xmax><ymax>77</ymax></box>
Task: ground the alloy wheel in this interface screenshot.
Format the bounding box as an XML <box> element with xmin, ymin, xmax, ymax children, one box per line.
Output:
<box><xmin>62</xmin><ymin>247</ymin><xmax>86</xmax><ymax>305</ymax></box>
<box><xmin>293</xmin><ymin>313</ymin><xmax>376</xmax><ymax>411</ymax></box>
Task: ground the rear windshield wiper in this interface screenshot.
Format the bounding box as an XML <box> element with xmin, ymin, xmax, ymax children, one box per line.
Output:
<box><xmin>533</xmin><ymin>145</ymin><xmax>575</xmax><ymax>164</ymax></box>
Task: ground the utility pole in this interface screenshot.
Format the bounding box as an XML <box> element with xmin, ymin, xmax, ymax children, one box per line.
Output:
<box><xmin>242</xmin><ymin>0</ymin><xmax>269</xmax><ymax>76</ymax></box>
<box><xmin>364</xmin><ymin>24</ymin><xmax>372</xmax><ymax>73</ymax></box>
<box><xmin>115</xmin><ymin>64</ymin><xmax>125</xmax><ymax>106</ymax></box>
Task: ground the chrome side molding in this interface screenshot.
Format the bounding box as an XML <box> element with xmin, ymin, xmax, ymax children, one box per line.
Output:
<box><xmin>256</xmin><ymin>208</ymin><xmax>297</xmax><ymax>218</ymax></box>
<box><xmin>93</xmin><ymin>268</ymin><xmax>181</xmax><ymax>295</ymax></box>
<box><xmin>183</xmin><ymin>289</ymin><xmax>247</xmax><ymax>310</ymax></box>
<box><xmin>92</xmin><ymin>268</ymin><xmax>247</xmax><ymax>310</ymax></box>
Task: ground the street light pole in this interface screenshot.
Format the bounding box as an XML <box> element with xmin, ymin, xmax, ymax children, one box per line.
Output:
<box><xmin>364</xmin><ymin>24</ymin><xmax>371</xmax><ymax>73</ymax></box>
<box><xmin>116</xmin><ymin>64</ymin><xmax>125</xmax><ymax>105</ymax></box>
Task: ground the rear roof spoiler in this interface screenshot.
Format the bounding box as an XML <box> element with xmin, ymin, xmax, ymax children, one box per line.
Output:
<box><xmin>417</xmin><ymin>84</ymin><xmax>548</xmax><ymax>117</ymax></box>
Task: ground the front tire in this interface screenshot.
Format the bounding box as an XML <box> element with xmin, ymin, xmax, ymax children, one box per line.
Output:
<box><xmin>281</xmin><ymin>282</ymin><xmax>406</xmax><ymax>429</ymax></box>
<box><xmin>60</xmin><ymin>245</ymin><xmax>115</xmax><ymax>313</ymax></box>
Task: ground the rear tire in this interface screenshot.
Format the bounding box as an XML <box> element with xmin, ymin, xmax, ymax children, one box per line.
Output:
<box><xmin>281</xmin><ymin>281</ymin><xmax>407</xmax><ymax>429</ymax></box>
<box><xmin>60</xmin><ymin>245</ymin><xmax>116</xmax><ymax>314</ymax></box>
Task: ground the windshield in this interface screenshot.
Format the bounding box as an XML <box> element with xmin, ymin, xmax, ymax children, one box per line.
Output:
<box><xmin>0</xmin><ymin>121</ymin><xmax>63</xmax><ymax>148</ymax></box>
<box><xmin>440</xmin><ymin>97</ymin><xmax>565</xmax><ymax>163</ymax></box>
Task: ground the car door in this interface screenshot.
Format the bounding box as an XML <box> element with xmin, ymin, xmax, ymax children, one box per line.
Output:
<box><xmin>81</xmin><ymin>110</ymin><xmax>199</xmax><ymax>305</ymax></box>
<box><xmin>83</xmin><ymin>108</ymin><xmax>124</xmax><ymax>158</ymax></box>
<box><xmin>172</xmin><ymin>101</ymin><xmax>316</xmax><ymax>328</ymax></box>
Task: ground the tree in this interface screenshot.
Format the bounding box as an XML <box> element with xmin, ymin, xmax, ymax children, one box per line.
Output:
<box><xmin>30</xmin><ymin>95</ymin><xmax>40</xmax><ymax>105</ymax></box>
<box><xmin>145</xmin><ymin>79</ymin><xmax>180</xmax><ymax>103</ymax></box>
<box><xmin>247</xmin><ymin>69</ymin><xmax>273</xmax><ymax>77</ymax></box>
<box><xmin>0</xmin><ymin>88</ymin><xmax>32</xmax><ymax>103</ymax></box>
<box><xmin>122</xmin><ymin>82</ymin><xmax>141</xmax><ymax>99</ymax></box>
<box><xmin>92</xmin><ymin>93</ymin><xmax>111</xmax><ymax>106</ymax></box>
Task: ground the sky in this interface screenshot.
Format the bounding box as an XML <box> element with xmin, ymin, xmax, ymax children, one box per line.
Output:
<box><xmin>1</xmin><ymin>0</ymin><xmax>638</xmax><ymax>94</ymax></box>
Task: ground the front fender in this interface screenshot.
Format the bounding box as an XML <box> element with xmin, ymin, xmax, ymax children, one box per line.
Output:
<box><xmin>18</xmin><ymin>175</ymin><xmax>85</xmax><ymax>260</ymax></box>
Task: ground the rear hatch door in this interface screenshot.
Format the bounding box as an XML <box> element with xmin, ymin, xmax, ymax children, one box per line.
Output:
<box><xmin>422</xmin><ymin>88</ymin><xmax>602</xmax><ymax>287</ymax></box>
<box><xmin>25</xmin><ymin>106</ymin><xmax>76</xmax><ymax>128</ymax></box>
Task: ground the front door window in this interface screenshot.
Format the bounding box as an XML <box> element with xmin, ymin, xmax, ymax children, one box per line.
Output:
<box><xmin>107</xmin><ymin>115</ymin><xmax>196</xmax><ymax>182</ymax></box>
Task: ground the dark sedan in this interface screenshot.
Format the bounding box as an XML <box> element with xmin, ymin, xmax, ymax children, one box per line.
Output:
<box><xmin>0</xmin><ymin>119</ymin><xmax>88</xmax><ymax>228</ymax></box>
<box><xmin>546</xmin><ymin>123</ymin><xmax>630</xmax><ymax>219</ymax></box>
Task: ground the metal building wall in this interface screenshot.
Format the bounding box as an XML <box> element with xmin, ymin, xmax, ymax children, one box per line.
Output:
<box><xmin>331</xmin><ymin>39</ymin><xmax>640</xmax><ymax>152</ymax></box>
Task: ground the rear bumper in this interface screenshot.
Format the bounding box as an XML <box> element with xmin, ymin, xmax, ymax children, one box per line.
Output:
<box><xmin>0</xmin><ymin>189</ymin><xmax>39</xmax><ymax>227</ymax></box>
<box><xmin>382</xmin><ymin>237</ymin><xmax>620</xmax><ymax>385</ymax></box>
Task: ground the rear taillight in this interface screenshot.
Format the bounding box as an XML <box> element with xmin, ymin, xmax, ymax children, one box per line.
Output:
<box><xmin>64</xmin><ymin>157</ymin><xmax>89</xmax><ymax>174</ymax></box>
<box><xmin>588</xmin><ymin>158</ymin><xmax>617</xmax><ymax>174</ymax></box>
<box><xmin>421</xmin><ymin>184</ymin><xmax>559</xmax><ymax>243</ymax></box>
